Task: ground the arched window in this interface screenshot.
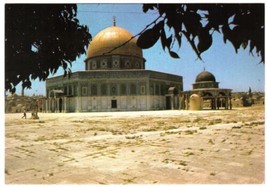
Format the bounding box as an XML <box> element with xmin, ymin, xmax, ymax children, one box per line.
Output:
<box><xmin>150</xmin><ymin>85</ymin><xmax>154</xmax><ymax>95</ymax></box>
<box><xmin>155</xmin><ymin>84</ymin><xmax>160</xmax><ymax>95</ymax></box>
<box><xmin>101</xmin><ymin>59</ymin><xmax>108</xmax><ymax>69</ymax></box>
<box><xmin>130</xmin><ymin>84</ymin><xmax>136</xmax><ymax>95</ymax></box>
<box><xmin>91</xmin><ymin>85</ymin><xmax>98</xmax><ymax>96</ymax></box>
<box><xmin>101</xmin><ymin>84</ymin><xmax>107</xmax><ymax>96</ymax></box>
<box><xmin>120</xmin><ymin>84</ymin><xmax>127</xmax><ymax>95</ymax></box>
<box><xmin>73</xmin><ymin>85</ymin><xmax>77</xmax><ymax>96</ymax></box>
<box><xmin>64</xmin><ymin>86</ymin><xmax>67</xmax><ymax>95</ymax></box>
<box><xmin>92</xmin><ymin>60</ymin><xmax>97</xmax><ymax>70</ymax></box>
<box><xmin>140</xmin><ymin>85</ymin><xmax>146</xmax><ymax>94</ymax></box>
<box><xmin>68</xmin><ymin>86</ymin><xmax>72</xmax><ymax>95</ymax></box>
<box><xmin>218</xmin><ymin>92</ymin><xmax>226</xmax><ymax>96</ymax></box>
<box><xmin>125</xmin><ymin>61</ymin><xmax>131</xmax><ymax>68</ymax></box>
<box><xmin>82</xmin><ymin>87</ymin><xmax>87</xmax><ymax>96</ymax></box>
<box><xmin>111</xmin><ymin>85</ymin><xmax>117</xmax><ymax>96</ymax></box>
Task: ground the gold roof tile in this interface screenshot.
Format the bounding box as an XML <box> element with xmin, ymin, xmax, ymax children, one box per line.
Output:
<box><xmin>87</xmin><ymin>26</ymin><xmax>143</xmax><ymax>59</ymax></box>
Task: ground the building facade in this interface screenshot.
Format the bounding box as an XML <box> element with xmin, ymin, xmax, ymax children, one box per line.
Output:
<box><xmin>42</xmin><ymin>22</ymin><xmax>234</xmax><ymax>112</ymax></box>
<box><xmin>182</xmin><ymin>70</ymin><xmax>232</xmax><ymax>110</ymax></box>
<box><xmin>43</xmin><ymin>25</ymin><xmax>183</xmax><ymax>112</ymax></box>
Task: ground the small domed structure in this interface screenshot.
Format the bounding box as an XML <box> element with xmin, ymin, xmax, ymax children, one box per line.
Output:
<box><xmin>193</xmin><ymin>70</ymin><xmax>219</xmax><ymax>89</ymax></box>
<box><xmin>195</xmin><ymin>70</ymin><xmax>216</xmax><ymax>82</ymax></box>
<box><xmin>182</xmin><ymin>69</ymin><xmax>232</xmax><ymax>110</ymax></box>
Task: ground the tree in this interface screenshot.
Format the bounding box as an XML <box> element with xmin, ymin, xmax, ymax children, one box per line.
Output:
<box><xmin>5</xmin><ymin>4</ymin><xmax>92</xmax><ymax>93</ymax></box>
<box><xmin>137</xmin><ymin>4</ymin><xmax>264</xmax><ymax>63</ymax></box>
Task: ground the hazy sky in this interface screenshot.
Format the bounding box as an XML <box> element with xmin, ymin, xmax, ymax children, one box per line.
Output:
<box><xmin>12</xmin><ymin>3</ymin><xmax>265</xmax><ymax>96</ymax></box>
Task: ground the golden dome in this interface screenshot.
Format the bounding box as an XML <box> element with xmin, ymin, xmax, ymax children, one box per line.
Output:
<box><xmin>86</xmin><ymin>26</ymin><xmax>143</xmax><ymax>59</ymax></box>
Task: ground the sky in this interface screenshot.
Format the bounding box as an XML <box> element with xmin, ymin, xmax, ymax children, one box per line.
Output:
<box><xmin>7</xmin><ymin>3</ymin><xmax>265</xmax><ymax>96</ymax></box>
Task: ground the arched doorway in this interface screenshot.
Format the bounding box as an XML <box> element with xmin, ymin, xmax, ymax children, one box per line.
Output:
<box><xmin>217</xmin><ymin>92</ymin><xmax>226</xmax><ymax>109</ymax></box>
<box><xmin>166</xmin><ymin>96</ymin><xmax>171</xmax><ymax>109</ymax></box>
<box><xmin>59</xmin><ymin>98</ymin><xmax>63</xmax><ymax>112</ymax></box>
<box><xmin>166</xmin><ymin>87</ymin><xmax>178</xmax><ymax>110</ymax></box>
<box><xmin>202</xmin><ymin>92</ymin><xmax>214</xmax><ymax>109</ymax></box>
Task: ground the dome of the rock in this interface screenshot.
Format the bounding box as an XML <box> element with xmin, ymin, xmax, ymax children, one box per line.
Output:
<box><xmin>86</xmin><ymin>26</ymin><xmax>143</xmax><ymax>59</ymax></box>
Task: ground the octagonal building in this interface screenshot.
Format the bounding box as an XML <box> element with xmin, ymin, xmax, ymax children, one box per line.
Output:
<box><xmin>181</xmin><ymin>70</ymin><xmax>232</xmax><ymax>110</ymax></box>
<box><xmin>44</xmin><ymin>24</ymin><xmax>183</xmax><ymax>112</ymax></box>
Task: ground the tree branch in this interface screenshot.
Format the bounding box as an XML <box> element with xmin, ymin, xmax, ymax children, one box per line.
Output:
<box><xmin>181</xmin><ymin>30</ymin><xmax>203</xmax><ymax>61</ymax></box>
<box><xmin>102</xmin><ymin>15</ymin><xmax>163</xmax><ymax>56</ymax></box>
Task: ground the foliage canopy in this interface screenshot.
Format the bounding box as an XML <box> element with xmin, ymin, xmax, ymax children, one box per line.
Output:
<box><xmin>5</xmin><ymin>4</ymin><xmax>264</xmax><ymax>94</ymax></box>
<box><xmin>137</xmin><ymin>4</ymin><xmax>264</xmax><ymax>63</ymax></box>
<box><xmin>5</xmin><ymin>4</ymin><xmax>91</xmax><ymax>93</ymax></box>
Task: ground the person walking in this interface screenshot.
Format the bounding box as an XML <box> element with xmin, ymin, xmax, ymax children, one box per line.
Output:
<box><xmin>21</xmin><ymin>109</ymin><xmax>26</xmax><ymax>119</ymax></box>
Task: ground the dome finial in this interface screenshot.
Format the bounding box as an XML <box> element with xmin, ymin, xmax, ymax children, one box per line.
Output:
<box><xmin>203</xmin><ymin>67</ymin><xmax>206</xmax><ymax>71</ymax></box>
<box><xmin>113</xmin><ymin>16</ymin><xmax>116</xmax><ymax>26</ymax></box>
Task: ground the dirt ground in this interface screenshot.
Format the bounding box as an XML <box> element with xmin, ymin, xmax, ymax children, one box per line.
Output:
<box><xmin>5</xmin><ymin>105</ymin><xmax>265</xmax><ymax>184</ymax></box>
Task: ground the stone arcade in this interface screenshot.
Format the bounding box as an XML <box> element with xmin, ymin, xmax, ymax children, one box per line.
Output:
<box><xmin>182</xmin><ymin>70</ymin><xmax>232</xmax><ymax>110</ymax></box>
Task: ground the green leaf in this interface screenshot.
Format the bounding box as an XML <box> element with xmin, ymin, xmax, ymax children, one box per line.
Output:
<box><xmin>143</xmin><ymin>4</ymin><xmax>156</xmax><ymax>13</ymax></box>
<box><xmin>183</xmin><ymin>11</ymin><xmax>202</xmax><ymax>37</ymax></box>
<box><xmin>5</xmin><ymin>4</ymin><xmax>90</xmax><ymax>93</ymax></box>
<box><xmin>175</xmin><ymin>32</ymin><xmax>182</xmax><ymax>47</ymax></box>
<box><xmin>166</xmin><ymin>35</ymin><xmax>172</xmax><ymax>49</ymax></box>
<box><xmin>137</xmin><ymin>23</ymin><xmax>162</xmax><ymax>49</ymax></box>
<box><xmin>154</xmin><ymin>20</ymin><xmax>164</xmax><ymax>31</ymax></box>
<box><xmin>160</xmin><ymin>29</ymin><xmax>167</xmax><ymax>50</ymax></box>
<box><xmin>169</xmin><ymin>50</ymin><xmax>180</xmax><ymax>59</ymax></box>
<box><xmin>197</xmin><ymin>28</ymin><xmax>213</xmax><ymax>54</ymax></box>
<box><xmin>242</xmin><ymin>42</ymin><xmax>248</xmax><ymax>49</ymax></box>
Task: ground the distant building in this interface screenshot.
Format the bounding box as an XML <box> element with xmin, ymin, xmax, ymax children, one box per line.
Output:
<box><xmin>182</xmin><ymin>70</ymin><xmax>232</xmax><ymax>110</ymax></box>
<box><xmin>5</xmin><ymin>94</ymin><xmax>43</xmax><ymax>113</ymax></box>
<box><xmin>231</xmin><ymin>91</ymin><xmax>265</xmax><ymax>107</ymax></box>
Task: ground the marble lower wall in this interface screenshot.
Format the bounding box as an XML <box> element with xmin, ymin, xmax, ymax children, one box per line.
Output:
<box><xmin>74</xmin><ymin>95</ymin><xmax>166</xmax><ymax>112</ymax></box>
<box><xmin>44</xmin><ymin>94</ymin><xmax>179</xmax><ymax>113</ymax></box>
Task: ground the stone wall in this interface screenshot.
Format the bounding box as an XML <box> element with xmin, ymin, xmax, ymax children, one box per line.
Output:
<box><xmin>70</xmin><ymin>95</ymin><xmax>167</xmax><ymax>112</ymax></box>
